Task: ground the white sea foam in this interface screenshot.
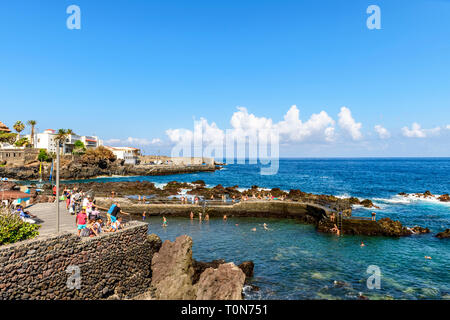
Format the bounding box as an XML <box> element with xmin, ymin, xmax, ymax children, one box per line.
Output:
<box><xmin>373</xmin><ymin>194</ymin><xmax>450</xmax><ymax>207</ymax></box>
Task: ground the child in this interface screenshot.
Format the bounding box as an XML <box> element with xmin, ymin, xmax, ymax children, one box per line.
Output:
<box><xmin>76</xmin><ymin>210</ymin><xmax>88</xmax><ymax>236</ymax></box>
<box><xmin>162</xmin><ymin>216</ymin><xmax>168</xmax><ymax>227</ymax></box>
<box><xmin>142</xmin><ymin>211</ymin><xmax>146</xmax><ymax>221</ymax></box>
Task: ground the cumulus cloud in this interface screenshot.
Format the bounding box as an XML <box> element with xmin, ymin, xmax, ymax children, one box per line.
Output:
<box><xmin>446</xmin><ymin>125</ymin><xmax>450</xmax><ymax>130</ymax></box>
<box><xmin>338</xmin><ymin>107</ymin><xmax>363</xmax><ymax>140</ymax></box>
<box><xmin>275</xmin><ymin>106</ymin><xmax>335</xmax><ymax>142</ymax></box>
<box><xmin>401</xmin><ymin>123</ymin><xmax>441</xmax><ymax>138</ymax></box>
<box><xmin>166</xmin><ymin>105</ymin><xmax>337</xmax><ymax>146</ymax></box>
<box><xmin>374</xmin><ymin>125</ymin><xmax>391</xmax><ymax>139</ymax></box>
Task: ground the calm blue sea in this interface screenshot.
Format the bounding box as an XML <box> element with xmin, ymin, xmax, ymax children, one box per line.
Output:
<box><xmin>70</xmin><ymin>158</ymin><xmax>450</xmax><ymax>299</ymax></box>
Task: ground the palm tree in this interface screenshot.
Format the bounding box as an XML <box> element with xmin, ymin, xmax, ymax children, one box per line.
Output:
<box><xmin>13</xmin><ymin>121</ymin><xmax>25</xmax><ymax>141</ymax></box>
<box><xmin>55</xmin><ymin>129</ymin><xmax>69</xmax><ymax>155</ymax></box>
<box><xmin>27</xmin><ymin>120</ymin><xmax>37</xmax><ymax>147</ymax></box>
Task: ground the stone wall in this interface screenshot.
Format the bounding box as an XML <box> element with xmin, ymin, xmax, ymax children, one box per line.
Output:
<box><xmin>0</xmin><ymin>221</ymin><xmax>162</xmax><ymax>300</ymax></box>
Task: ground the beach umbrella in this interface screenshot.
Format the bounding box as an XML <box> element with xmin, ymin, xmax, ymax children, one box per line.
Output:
<box><xmin>0</xmin><ymin>190</ymin><xmax>31</xmax><ymax>201</ymax></box>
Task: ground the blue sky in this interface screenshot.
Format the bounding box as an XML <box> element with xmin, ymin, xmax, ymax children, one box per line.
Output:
<box><xmin>0</xmin><ymin>0</ymin><xmax>449</xmax><ymax>157</ymax></box>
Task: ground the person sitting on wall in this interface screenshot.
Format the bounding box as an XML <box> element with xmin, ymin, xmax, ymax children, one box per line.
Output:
<box><xmin>105</xmin><ymin>217</ymin><xmax>123</xmax><ymax>232</ymax></box>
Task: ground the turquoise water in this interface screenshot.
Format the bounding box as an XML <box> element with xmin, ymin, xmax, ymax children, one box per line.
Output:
<box><xmin>60</xmin><ymin>158</ymin><xmax>450</xmax><ymax>299</ymax></box>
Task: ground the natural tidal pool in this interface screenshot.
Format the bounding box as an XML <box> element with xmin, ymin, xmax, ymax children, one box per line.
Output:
<box><xmin>144</xmin><ymin>215</ymin><xmax>450</xmax><ymax>300</ymax></box>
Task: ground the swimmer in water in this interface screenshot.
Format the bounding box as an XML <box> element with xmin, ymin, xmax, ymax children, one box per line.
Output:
<box><xmin>142</xmin><ymin>211</ymin><xmax>146</xmax><ymax>221</ymax></box>
<box><xmin>190</xmin><ymin>211</ymin><xmax>194</xmax><ymax>220</ymax></box>
<box><xmin>425</xmin><ymin>256</ymin><xmax>432</xmax><ymax>260</ymax></box>
<box><xmin>360</xmin><ymin>241</ymin><xmax>365</xmax><ymax>247</ymax></box>
<box><xmin>251</xmin><ymin>227</ymin><xmax>257</xmax><ymax>232</ymax></box>
<box><xmin>263</xmin><ymin>223</ymin><xmax>269</xmax><ymax>231</ymax></box>
<box><xmin>205</xmin><ymin>213</ymin><xmax>209</xmax><ymax>221</ymax></box>
<box><xmin>223</xmin><ymin>215</ymin><xmax>227</xmax><ymax>221</ymax></box>
<box><xmin>162</xmin><ymin>216</ymin><xmax>168</xmax><ymax>227</ymax></box>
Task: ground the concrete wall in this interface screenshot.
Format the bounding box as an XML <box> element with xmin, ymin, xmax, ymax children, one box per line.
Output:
<box><xmin>0</xmin><ymin>148</ymin><xmax>39</xmax><ymax>165</ymax></box>
<box><xmin>0</xmin><ymin>221</ymin><xmax>161</xmax><ymax>300</ymax></box>
<box><xmin>96</xmin><ymin>198</ymin><xmax>329</xmax><ymax>223</ymax></box>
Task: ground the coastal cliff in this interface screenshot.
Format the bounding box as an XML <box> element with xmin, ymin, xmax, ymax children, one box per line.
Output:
<box><xmin>0</xmin><ymin>162</ymin><xmax>217</xmax><ymax>180</ymax></box>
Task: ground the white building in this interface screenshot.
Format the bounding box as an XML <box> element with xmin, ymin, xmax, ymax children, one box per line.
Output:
<box><xmin>33</xmin><ymin>129</ymin><xmax>103</xmax><ymax>154</ymax></box>
<box><xmin>104</xmin><ymin>146</ymin><xmax>140</xmax><ymax>165</ymax></box>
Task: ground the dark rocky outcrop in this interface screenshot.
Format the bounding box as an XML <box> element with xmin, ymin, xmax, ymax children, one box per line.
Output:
<box><xmin>148</xmin><ymin>235</ymin><xmax>247</xmax><ymax>300</ymax></box>
<box><xmin>438</xmin><ymin>194</ymin><xmax>450</xmax><ymax>202</ymax></box>
<box><xmin>435</xmin><ymin>229</ymin><xmax>450</xmax><ymax>239</ymax></box>
<box><xmin>410</xmin><ymin>226</ymin><xmax>431</xmax><ymax>234</ymax></box>
<box><xmin>0</xmin><ymin>160</ymin><xmax>217</xmax><ymax>181</ymax></box>
<box><xmin>317</xmin><ymin>217</ymin><xmax>429</xmax><ymax>237</ymax></box>
<box><xmin>150</xmin><ymin>235</ymin><xmax>196</xmax><ymax>300</ymax></box>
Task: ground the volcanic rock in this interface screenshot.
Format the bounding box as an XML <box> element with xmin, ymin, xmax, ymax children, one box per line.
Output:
<box><xmin>150</xmin><ymin>235</ymin><xmax>196</xmax><ymax>300</ymax></box>
<box><xmin>436</xmin><ymin>229</ymin><xmax>450</xmax><ymax>239</ymax></box>
<box><xmin>195</xmin><ymin>263</ymin><xmax>246</xmax><ymax>300</ymax></box>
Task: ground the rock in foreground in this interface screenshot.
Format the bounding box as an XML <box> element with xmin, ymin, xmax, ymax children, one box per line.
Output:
<box><xmin>195</xmin><ymin>263</ymin><xmax>246</xmax><ymax>300</ymax></box>
<box><xmin>148</xmin><ymin>235</ymin><xmax>248</xmax><ymax>300</ymax></box>
<box><xmin>150</xmin><ymin>235</ymin><xmax>196</xmax><ymax>300</ymax></box>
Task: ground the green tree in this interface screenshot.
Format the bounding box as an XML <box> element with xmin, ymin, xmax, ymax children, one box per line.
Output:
<box><xmin>38</xmin><ymin>149</ymin><xmax>50</xmax><ymax>162</ymax></box>
<box><xmin>0</xmin><ymin>132</ymin><xmax>17</xmax><ymax>145</ymax></box>
<box><xmin>27</xmin><ymin>120</ymin><xmax>37</xmax><ymax>147</ymax></box>
<box><xmin>14</xmin><ymin>137</ymin><xmax>31</xmax><ymax>147</ymax></box>
<box><xmin>13</xmin><ymin>121</ymin><xmax>25</xmax><ymax>141</ymax></box>
<box><xmin>73</xmin><ymin>140</ymin><xmax>86</xmax><ymax>155</ymax></box>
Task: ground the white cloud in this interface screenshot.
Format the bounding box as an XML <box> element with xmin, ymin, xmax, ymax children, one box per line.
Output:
<box><xmin>374</xmin><ymin>125</ymin><xmax>391</xmax><ymax>139</ymax></box>
<box><xmin>275</xmin><ymin>106</ymin><xmax>335</xmax><ymax>142</ymax></box>
<box><xmin>446</xmin><ymin>125</ymin><xmax>450</xmax><ymax>130</ymax></box>
<box><xmin>338</xmin><ymin>107</ymin><xmax>363</xmax><ymax>140</ymax></box>
<box><xmin>106</xmin><ymin>137</ymin><xmax>162</xmax><ymax>146</ymax></box>
<box><xmin>166</xmin><ymin>106</ymin><xmax>337</xmax><ymax>146</ymax></box>
<box><xmin>401</xmin><ymin>123</ymin><xmax>441</xmax><ymax>138</ymax></box>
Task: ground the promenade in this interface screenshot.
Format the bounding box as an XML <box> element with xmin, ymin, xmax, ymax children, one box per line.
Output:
<box><xmin>26</xmin><ymin>202</ymin><xmax>77</xmax><ymax>237</ymax></box>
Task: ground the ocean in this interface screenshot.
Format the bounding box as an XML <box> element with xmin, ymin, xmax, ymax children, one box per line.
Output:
<box><xmin>66</xmin><ymin>158</ymin><xmax>450</xmax><ymax>299</ymax></box>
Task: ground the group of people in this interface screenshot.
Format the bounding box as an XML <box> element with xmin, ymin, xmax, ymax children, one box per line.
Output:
<box><xmin>74</xmin><ymin>201</ymin><xmax>124</xmax><ymax>237</ymax></box>
<box><xmin>58</xmin><ymin>186</ymin><xmax>125</xmax><ymax>237</ymax></box>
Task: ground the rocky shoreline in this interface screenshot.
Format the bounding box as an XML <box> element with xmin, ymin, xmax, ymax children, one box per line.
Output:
<box><xmin>0</xmin><ymin>161</ymin><xmax>218</xmax><ymax>181</ymax></box>
<box><xmin>5</xmin><ymin>180</ymin><xmax>448</xmax><ymax>238</ymax></box>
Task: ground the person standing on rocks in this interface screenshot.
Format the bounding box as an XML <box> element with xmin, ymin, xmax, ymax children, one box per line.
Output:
<box><xmin>371</xmin><ymin>212</ymin><xmax>377</xmax><ymax>221</ymax></box>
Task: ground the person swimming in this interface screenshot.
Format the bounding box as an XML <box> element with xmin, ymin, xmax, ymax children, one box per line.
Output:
<box><xmin>263</xmin><ymin>223</ymin><xmax>269</xmax><ymax>231</ymax></box>
<box><xmin>162</xmin><ymin>216</ymin><xmax>168</xmax><ymax>227</ymax></box>
<box><xmin>360</xmin><ymin>241</ymin><xmax>365</xmax><ymax>247</ymax></box>
<box><xmin>251</xmin><ymin>227</ymin><xmax>257</xmax><ymax>232</ymax></box>
<box><xmin>223</xmin><ymin>215</ymin><xmax>227</xmax><ymax>221</ymax></box>
<box><xmin>190</xmin><ymin>211</ymin><xmax>194</xmax><ymax>220</ymax></box>
<box><xmin>425</xmin><ymin>256</ymin><xmax>432</xmax><ymax>260</ymax></box>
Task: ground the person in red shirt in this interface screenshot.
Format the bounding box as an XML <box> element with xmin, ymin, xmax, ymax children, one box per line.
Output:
<box><xmin>76</xmin><ymin>210</ymin><xmax>88</xmax><ymax>236</ymax></box>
